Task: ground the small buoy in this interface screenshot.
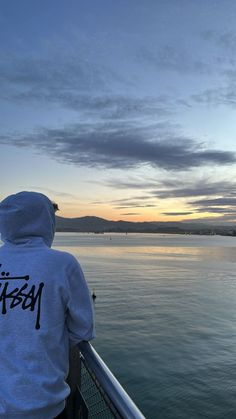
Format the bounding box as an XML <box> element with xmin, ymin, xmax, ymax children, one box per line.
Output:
<box><xmin>92</xmin><ymin>290</ymin><xmax>97</xmax><ymax>300</ymax></box>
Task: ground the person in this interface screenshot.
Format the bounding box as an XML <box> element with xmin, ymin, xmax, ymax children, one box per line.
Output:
<box><xmin>0</xmin><ymin>191</ymin><xmax>95</xmax><ymax>419</ymax></box>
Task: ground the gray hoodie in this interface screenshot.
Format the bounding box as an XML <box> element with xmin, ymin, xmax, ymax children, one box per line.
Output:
<box><xmin>0</xmin><ymin>191</ymin><xmax>95</xmax><ymax>419</ymax></box>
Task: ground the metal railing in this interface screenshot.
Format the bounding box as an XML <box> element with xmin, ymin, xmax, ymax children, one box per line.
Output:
<box><xmin>66</xmin><ymin>342</ymin><xmax>145</xmax><ymax>419</ymax></box>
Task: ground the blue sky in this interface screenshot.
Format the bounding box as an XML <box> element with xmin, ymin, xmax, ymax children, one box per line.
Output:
<box><xmin>1</xmin><ymin>0</ymin><xmax>236</xmax><ymax>222</ymax></box>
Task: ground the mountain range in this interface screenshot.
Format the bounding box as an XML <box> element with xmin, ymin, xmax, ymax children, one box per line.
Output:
<box><xmin>55</xmin><ymin>216</ymin><xmax>236</xmax><ymax>236</ymax></box>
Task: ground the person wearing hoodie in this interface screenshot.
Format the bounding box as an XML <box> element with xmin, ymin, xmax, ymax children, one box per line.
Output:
<box><xmin>0</xmin><ymin>191</ymin><xmax>95</xmax><ymax>419</ymax></box>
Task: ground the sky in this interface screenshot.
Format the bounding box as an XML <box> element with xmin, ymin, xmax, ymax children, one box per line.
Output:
<box><xmin>1</xmin><ymin>0</ymin><xmax>236</xmax><ymax>223</ymax></box>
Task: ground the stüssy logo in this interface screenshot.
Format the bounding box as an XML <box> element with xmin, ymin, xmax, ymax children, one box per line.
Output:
<box><xmin>0</xmin><ymin>263</ymin><xmax>44</xmax><ymax>330</ymax></box>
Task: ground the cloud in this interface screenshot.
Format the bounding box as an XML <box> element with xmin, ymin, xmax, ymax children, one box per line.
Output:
<box><xmin>98</xmin><ymin>178</ymin><xmax>236</xmax><ymax>220</ymax></box>
<box><xmin>191</xmin><ymin>31</ymin><xmax>236</xmax><ymax>108</ymax></box>
<box><xmin>25</xmin><ymin>186</ymin><xmax>77</xmax><ymax>199</ymax></box>
<box><xmin>113</xmin><ymin>198</ymin><xmax>157</xmax><ymax>209</ymax></box>
<box><xmin>202</xmin><ymin>30</ymin><xmax>236</xmax><ymax>54</ymax></box>
<box><xmin>154</xmin><ymin>180</ymin><xmax>236</xmax><ymax>199</ymax></box>
<box><xmin>115</xmin><ymin>204</ymin><xmax>156</xmax><ymax>209</ymax></box>
<box><xmin>90</xmin><ymin>194</ymin><xmax>157</xmax><ymax>210</ymax></box>
<box><xmin>1</xmin><ymin>123</ymin><xmax>235</xmax><ymax>171</ymax></box>
<box><xmin>106</xmin><ymin>178</ymin><xmax>236</xmax><ymax>202</ymax></box>
<box><xmin>187</xmin><ymin>196</ymin><xmax>236</xmax><ymax>221</ymax></box>
<box><xmin>183</xmin><ymin>214</ymin><xmax>236</xmax><ymax>224</ymax></box>
<box><xmin>195</xmin><ymin>207</ymin><xmax>236</xmax><ymax>214</ymax></box>
<box><xmin>192</xmin><ymin>85</ymin><xmax>236</xmax><ymax>107</ymax></box>
<box><xmin>105</xmin><ymin>178</ymin><xmax>159</xmax><ymax>190</ymax></box>
<box><xmin>163</xmin><ymin>212</ymin><xmax>193</xmax><ymax>216</ymax></box>
<box><xmin>121</xmin><ymin>212</ymin><xmax>141</xmax><ymax>216</ymax></box>
<box><xmin>0</xmin><ymin>52</ymin><xmax>178</xmax><ymax>147</ymax></box>
<box><xmin>189</xmin><ymin>197</ymin><xmax>236</xmax><ymax>207</ymax></box>
<box><xmin>0</xmin><ymin>50</ymin><xmax>172</xmax><ymax>121</ymax></box>
<box><xmin>9</xmin><ymin>90</ymin><xmax>172</xmax><ymax>120</ymax></box>
<box><xmin>0</xmin><ymin>52</ymin><xmax>111</xmax><ymax>97</ymax></box>
<box><xmin>110</xmin><ymin>196</ymin><xmax>154</xmax><ymax>203</ymax></box>
<box><xmin>136</xmin><ymin>45</ymin><xmax>209</xmax><ymax>74</ymax></box>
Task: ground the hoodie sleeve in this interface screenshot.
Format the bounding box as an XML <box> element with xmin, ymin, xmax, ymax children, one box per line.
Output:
<box><xmin>66</xmin><ymin>260</ymin><xmax>95</xmax><ymax>347</ymax></box>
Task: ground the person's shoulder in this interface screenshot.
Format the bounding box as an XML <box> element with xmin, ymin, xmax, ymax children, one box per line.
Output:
<box><xmin>47</xmin><ymin>248</ymin><xmax>80</xmax><ymax>269</ymax></box>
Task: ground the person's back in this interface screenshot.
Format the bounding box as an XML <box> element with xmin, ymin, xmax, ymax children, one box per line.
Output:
<box><xmin>0</xmin><ymin>191</ymin><xmax>95</xmax><ymax>419</ymax></box>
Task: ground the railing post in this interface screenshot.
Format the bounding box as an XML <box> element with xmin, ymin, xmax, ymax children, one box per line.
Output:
<box><xmin>66</xmin><ymin>346</ymin><xmax>81</xmax><ymax>419</ymax></box>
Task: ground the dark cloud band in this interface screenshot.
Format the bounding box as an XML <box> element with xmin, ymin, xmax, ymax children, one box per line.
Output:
<box><xmin>1</xmin><ymin>124</ymin><xmax>235</xmax><ymax>171</ymax></box>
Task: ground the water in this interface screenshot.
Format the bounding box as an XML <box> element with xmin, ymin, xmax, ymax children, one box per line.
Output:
<box><xmin>53</xmin><ymin>233</ymin><xmax>236</xmax><ymax>418</ymax></box>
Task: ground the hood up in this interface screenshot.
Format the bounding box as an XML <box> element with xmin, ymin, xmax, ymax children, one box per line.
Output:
<box><xmin>0</xmin><ymin>191</ymin><xmax>55</xmax><ymax>247</ymax></box>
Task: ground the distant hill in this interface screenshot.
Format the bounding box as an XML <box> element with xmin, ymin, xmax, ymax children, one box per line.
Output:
<box><xmin>55</xmin><ymin>215</ymin><xmax>236</xmax><ymax>236</ymax></box>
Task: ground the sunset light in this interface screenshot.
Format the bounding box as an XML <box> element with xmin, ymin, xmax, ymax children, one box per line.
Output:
<box><xmin>1</xmin><ymin>1</ymin><xmax>236</xmax><ymax>225</ymax></box>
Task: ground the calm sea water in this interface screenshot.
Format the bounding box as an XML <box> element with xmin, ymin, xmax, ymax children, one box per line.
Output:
<box><xmin>55</xmin><ymin>233</ymin><xmax>236</xmax><ymax>417</ymax></box>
